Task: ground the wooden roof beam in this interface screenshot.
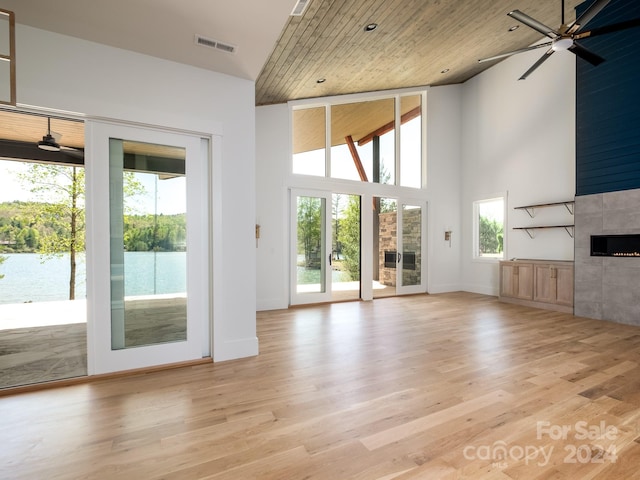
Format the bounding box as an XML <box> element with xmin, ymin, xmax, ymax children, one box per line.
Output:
<box><xmin>357</xmin><ymin>106</ymin><xmax>421</xmax><ymax>146</ymax></box>
<box><xmin>345</xmin><ymin>135</ymin><xmax>369</xmax><ymax>182</ymax></box>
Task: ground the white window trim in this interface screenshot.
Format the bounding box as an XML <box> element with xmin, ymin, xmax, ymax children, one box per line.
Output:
<box><xmin>472</xmin><ymin>193</ymin><xmax>507</xmax><ymax>263</ymax></box>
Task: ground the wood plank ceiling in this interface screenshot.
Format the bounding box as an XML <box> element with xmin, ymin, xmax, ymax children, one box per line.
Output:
<box><xmin>256</xmin><ymin>0</ymin><xmax>585</xmax><ymax>106</ymax></box>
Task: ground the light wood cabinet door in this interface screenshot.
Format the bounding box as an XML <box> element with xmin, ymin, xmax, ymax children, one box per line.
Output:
<box><xmin>500</xmin><ymin>262</ymin><xmax>533</xmax><ymax>300</ymax></box>
<box><xmin>555</xmin><ymin>264</ymin><xmax>574</xmax><ymax>306</ymax></box>
<box><xmin>533</xmin><ymin>265</ymin><xmax>555</xmax><ymax>304</ymax></box>
<box><xmin>532</xmin><ymin>263</ymin><xmax>574</xmax><ymax>306</ymax></box>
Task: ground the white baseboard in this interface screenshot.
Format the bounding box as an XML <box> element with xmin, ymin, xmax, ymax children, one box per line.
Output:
<box><xmin>213</xmin><ymin>336</ymin><xmax>259</xmax><ymax>362</ymax></box>
<box><xmin>461</xmin><ymin>283</ymin><xmax>498</xmax><ymax>297</ymax></box>
<box><xmin>256</xmin><ymin>298</ymin><xmax>288</xmax><ymax>311</ymax></box>
<box><xmin>427</xmin><ymin>283</ymin><xmax>462</xmax><ymax>294</ymax></box>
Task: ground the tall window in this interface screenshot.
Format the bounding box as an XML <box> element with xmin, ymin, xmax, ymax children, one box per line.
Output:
<box><xmin>292</xmin><ymin>107</ymin><xmax>325</xmax><ymax>176</ymax></box>
<box><xmin>473</xmin><ymin>197</ymin><xmax>505</xmax><ymax>260</ymax></box>
<box><xmin>330</xmin><ymin>98</ymin><xmax>395</xmax><ymax>184</ymax></box>
<box><xmin>399</xmin><ymin>95</ymin><xmax>422</xmax><ymax>188</ymax></box>
<box><xmin>291</xmin><ymin>91</ymin><xmax>424</xmax><ymax>188</ymax></box>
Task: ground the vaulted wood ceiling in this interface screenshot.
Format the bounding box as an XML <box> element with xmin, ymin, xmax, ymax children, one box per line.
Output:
<box><xmin>256</xmin><ymin>0</ymin><xmax>584</xmax><ymax>105</ymax></box>
<box><xmin>2</xmin><ymin>0</ymin><xmax>588</xmax><ymax>109</ymax></box>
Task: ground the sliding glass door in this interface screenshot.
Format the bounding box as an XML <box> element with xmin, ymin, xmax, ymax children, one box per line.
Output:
<box><xmin>291</xmin><ymin>189</ymin><xmax>361</xmax><ymax>305</ymax></box>
<box><xmin>398</xmin><ymin>202</ymin><xmax>425</xmax><ymax>295</ymax></box>
<box><xmin>87</xmin><ymin>121</ymin><xmax>209</xmax><ymax>374</ymax></box>
<box><xmin>373</xmin><ymin>198</ymin><xmax>426</xmax><ymax>298</ymax></box>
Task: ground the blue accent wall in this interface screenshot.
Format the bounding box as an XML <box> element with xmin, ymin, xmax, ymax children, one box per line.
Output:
<box><xmin>576</xmin><ymin>0</ymin><xmax>640</xmax><ymax>196</ymax></box>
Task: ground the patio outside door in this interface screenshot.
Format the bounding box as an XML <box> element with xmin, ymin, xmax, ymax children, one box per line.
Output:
<box><xmin>86</xmin><ymin>121</ymin><xmax>209</xmax><ymax>374</ymax></box>
<box><xmin>397</xmin><ymin>202</ymin><xmax>425</xmax><ymax>295</ymax></box>
<box><xmin>291</xmin><ymin>190</ymin><xmax>331</xmax><ymax>305</ymax></box>
<box><xmin>290</xmin><ymin>189</ymin><xmax>362</xmax><ymax>305</ymax></box>
<box><xmin>373</xmin><ymin>198</ymin><xmax>426</xmax><ymax>298</ymax></box>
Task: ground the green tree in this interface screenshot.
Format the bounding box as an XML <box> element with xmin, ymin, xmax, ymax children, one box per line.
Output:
<box><xmin>0</xmin><ymin>254</ymin><xmax>6</xmax><ymax>279</ymax></box>
<box><xmin>297</xmin><ymin>197</ymin><xmax>322</xmax><ymax>268</ymax></box>
<box><xmin>338</xmin><ymin>196</ymin><xmax>361</xmax><ymax>280</ymax></box>
<box><xmin>479</xmin><ymin>215</ymin><xmax>504</xmax><ymax>254</ymax></box>
<box><xmin>19</xmin><ymin>164</ymin><xmax>85</xmax><ymax>299</ymax></box>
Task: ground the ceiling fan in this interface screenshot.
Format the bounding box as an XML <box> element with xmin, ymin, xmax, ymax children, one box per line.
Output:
<box><xmin>479</xmin><ymin>0</ymin><xmax>640</xmax><ymax>80</ymax></box>
<box><xmin>37</xmin><ymin>116</ymin><xmax>84</xmax><ymax>159</ymax></box>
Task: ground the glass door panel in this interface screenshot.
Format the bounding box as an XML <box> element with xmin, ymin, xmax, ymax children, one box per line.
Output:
<box><xmin>372</xmin><ymin>197</ymin><xmax>397</xmax><ymax>298</ymax></box>
<box><xmin>291</xmin><ymin>191</ymin><xmax>330</xmax><ymax>304</ymax></box>
<box><xmin>372</xmin><ymin>198</ymin><xmax>425</xmax><ymax>297</ymax></box>
<box><xmin>109</xmin><ymin>139</ymin><xmax>187</xmax><ymax>350</ymax></box>
<box><xmin>400</xmin><ymin>204</ymin><xmax>423</xmax><ymax>289</ymax></box>
<box><xmin>331</xmin><ymin>194</ymin><xmax>360</xmax><ymax>302</ymax></box>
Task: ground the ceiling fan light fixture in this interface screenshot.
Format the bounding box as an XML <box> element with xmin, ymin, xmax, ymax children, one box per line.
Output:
<box><xmin>38</xmin><ymin>134</ymin><xmax>61</xmax><ymax>151</ymax></box>
<box><xmin>552</xmin><ymin>37</ymin><xmax>574</xmax><ymax>51</ymax></box>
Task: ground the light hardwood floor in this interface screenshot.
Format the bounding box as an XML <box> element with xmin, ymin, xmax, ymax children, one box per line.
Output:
<box><xmin>2</xmin><ymin>292</ymin><xmax>640</xmax><ymax>479</ymax></box>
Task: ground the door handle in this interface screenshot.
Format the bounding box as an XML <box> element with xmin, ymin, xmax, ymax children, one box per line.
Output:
<box><xmin>329</xmin><ymin>253</ymin><xmax>332</xmax><ymax>266</ymax></box>
<box><xmin>397</xmin><ymin>252</ymin><xmax>402</xmax><ymax>264</ymax></box>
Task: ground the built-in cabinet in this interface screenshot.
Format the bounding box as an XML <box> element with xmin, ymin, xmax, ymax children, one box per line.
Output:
<box><xmin>499</xmin><ymin>259</ymin><xmax>573</xmax><ymax>313</ymax></box>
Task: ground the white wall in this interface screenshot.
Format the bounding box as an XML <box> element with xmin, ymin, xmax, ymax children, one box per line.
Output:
<box><xmin>255</xmin><ymin>104</ymin><xmax>289</xmax><ymax>310</ymax></box>
<box><xmin>16</xmin><ymin>25</ymin><xmax>258</xmax><ymax>361</ymax></box>
<box><xmin>255</xmin><ymin>87</ymin><xmax>465</xmax><ymax>309</ymax></box>
<box><xmin>425</xmin><ymin>85</ymin><xmax>463</xmax><ymax>293</ymax></box>
<box><xmin>460</xmin><ymin>48</ymin><xmax>576</xmax><ymax>295</ymax></box>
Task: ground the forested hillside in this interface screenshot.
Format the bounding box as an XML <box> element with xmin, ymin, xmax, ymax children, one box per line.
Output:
<box><xmin>0</xmin><ymin>201</ymin><xmax>186</xmax><ymax>253</ymax></box>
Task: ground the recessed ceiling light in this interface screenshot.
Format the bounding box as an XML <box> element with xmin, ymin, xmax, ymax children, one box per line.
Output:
<box><xmin>364</xmin><ymin>23</ymin><xmax>378</xmax><ymax>32</ymax></box>
<box><xmin>316</xmin><ymin>78</ymin><xmax>326</xmax><ymax>84</ymax></box>
<box><xmin>508</xmin><ymin>25</ymin><xmax>520</xmax><ymax>32</ymax></box>
<box><xmin>441</xmin><ymin>68</ymin><xmax>450</xmax><ymax>74</ymax></box>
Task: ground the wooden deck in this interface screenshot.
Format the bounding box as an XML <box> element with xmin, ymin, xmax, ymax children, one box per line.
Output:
<box><xmin>2</xmin><ymin>292</ymin><xmax>640</xmax><ymax>479</ymax></box>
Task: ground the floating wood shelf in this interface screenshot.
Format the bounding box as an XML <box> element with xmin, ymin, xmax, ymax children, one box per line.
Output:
<box><xmin>513</xmin><ymin>225</ymin><xmax>574</xmax><ymax>239</ymax></box>
<box><xmin>514</xmin><ymin>201</ymin><xmax>574</xmax><ymax>218</ymax></box>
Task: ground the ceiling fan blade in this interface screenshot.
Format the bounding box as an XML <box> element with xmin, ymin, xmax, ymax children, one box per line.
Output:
<box><xmin>566</xmin><ymin>0</ymin><xmax>612</xmax><ymax>34</ymax></box>
<box><xmin>519</xmin><ymin>49</ymin><xmax>555</xmax><ymax>80</ymax></box>
<box><xmin>60</xmin><ymin>145</ymin><xmax>82</xmax><ymax>152</ymax></box>
<box><xmin>508</xmin><ymin>10</ymin><xmax>559</xmax><ymax>38</ymax></box>
<box><xmin>569</xmin><ymin>41</ymin><xmax>606</xmax><ymax>66</ymax></box>
<box><xmin>60</xmin><ymin>147</ymin><xmax>85</xmax><ymax>160</ymax></box>
<box><xmin>575</xmin><ymin>18</ymin><xmax>640</xmax><ymax>39</ymax></box>
<box><xmin>478</xmin><ymin>41</ymin><xmax>553</xmax><ymax>63</ymax></box>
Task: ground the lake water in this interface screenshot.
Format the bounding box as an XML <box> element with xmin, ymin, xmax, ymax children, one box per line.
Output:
<box><xmin>0</xmin><ymin>252</ymin><xmax>186</xmax><ymax>304</ymax></box>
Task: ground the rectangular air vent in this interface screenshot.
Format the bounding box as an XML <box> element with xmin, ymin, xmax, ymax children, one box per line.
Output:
<box><xmin>195</xmin><ymin>35</ymin><xmax>237</xmax><ymax>54</ymax></box>
<box><xmin>291</xmin><ymin>0</ymin><xmax>311</xmax><ymax>16</ymax></box>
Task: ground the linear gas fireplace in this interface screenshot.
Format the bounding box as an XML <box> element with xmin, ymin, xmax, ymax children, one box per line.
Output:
<box><xmin>591</xmin><ymin>234</ymin><xmax>640</xmax><ymax>257</ymax></box>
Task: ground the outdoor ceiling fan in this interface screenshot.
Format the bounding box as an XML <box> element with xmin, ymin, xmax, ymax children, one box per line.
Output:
<box><xmin>479</xmin><ymin>0</ymin><xmax>640</xmax><ymax>80</ymax></box>
<box><xmin>37</xmin><ymin>116</ymin><xmax>84</xmax><ymax>159</ymax></box>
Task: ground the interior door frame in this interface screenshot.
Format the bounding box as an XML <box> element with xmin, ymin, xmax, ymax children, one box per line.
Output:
<box><xmin>85</xmin><ymin>120</ymin><xmax>210</xmax><ymax>375</ymax></box>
